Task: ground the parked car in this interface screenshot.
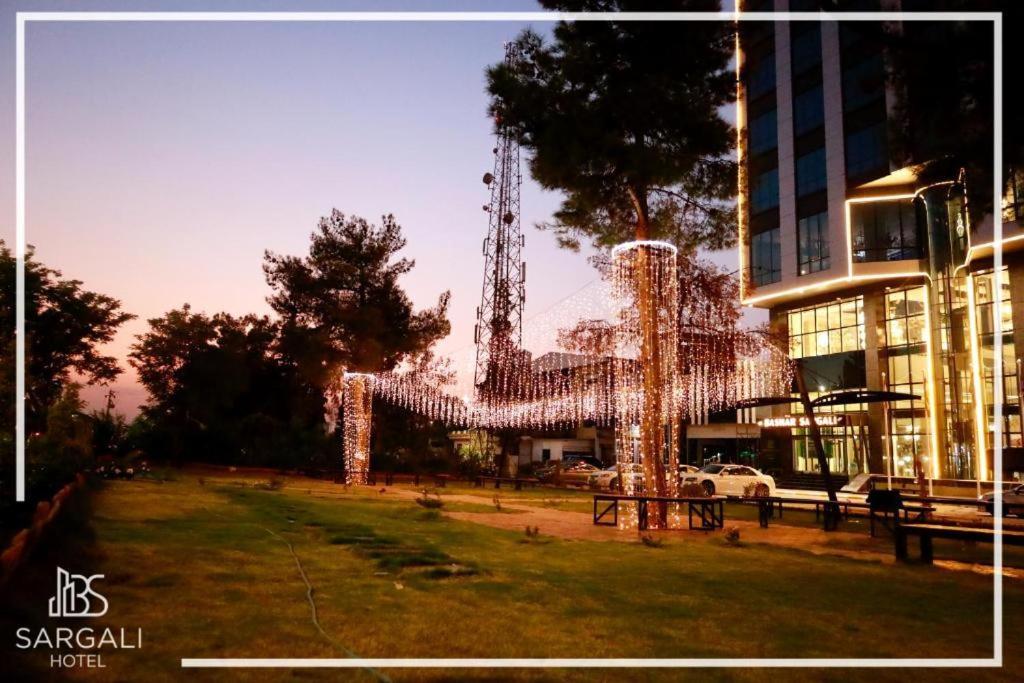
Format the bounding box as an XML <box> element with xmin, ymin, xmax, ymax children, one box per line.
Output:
<box><xmin>682</xmin><ymin>464</ymin><xmax>776</xmax><ymax>497</ymax></box>
<box><xmin>562</xmin><ymin>454</ymin><xmax>604</xmax><ymax>469</ymax></box>
<box><xmin>534</xmin><ymin>459</ymin><xmax>601</xmax><ymax>486</ymax></box>
<box><xmin>589</xmin><ymin>463</ymin><xmax>699</xmax><ymax>492</ymax></box>
<box><xmin>589</xmin><ymin>463</ymin><xmax>644</xmax><ymax>492</ymax></box>
<box><xmin>979</xmin><ymin>484</ymin><xmax>1024</xmax><ymax>517</ymax></box>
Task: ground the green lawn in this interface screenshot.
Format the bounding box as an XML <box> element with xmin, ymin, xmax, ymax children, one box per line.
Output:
<box><xmin>4</xmin><ymin>470</ymin><xmax>1021</xmax><ymax>682</ymax></box>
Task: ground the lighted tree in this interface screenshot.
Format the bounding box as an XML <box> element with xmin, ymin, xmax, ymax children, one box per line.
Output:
<box><xmin>488</xmin><ymin>1</ymin><xmax>736</xmax><ymax>509</ymax></box>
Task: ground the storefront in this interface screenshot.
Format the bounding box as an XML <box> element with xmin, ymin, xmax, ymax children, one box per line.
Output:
<box><xmin>758</xmin><ymin>413</ymin><xmax>870</xmax><ymax>477</ymax></box>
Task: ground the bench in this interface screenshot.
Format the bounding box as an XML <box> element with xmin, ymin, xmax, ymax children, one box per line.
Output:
<box><xmin>895</xmin><ymin>523</ymin><xmax>1024</xmax><ymax>563</ymax></box>
<box><xmin>593</xmin><ymin>494</ymin><xmax>726</xmax><ymax>531</ymax></box>
<box><xmin>749</xmin><ymin>496</ymin><xmax>934</xmax><ymax>535</ymax></box>
<box><xmin>475</xmin><ymin>475</ymin><xmax>540</xmax><ymax>491</ymax></box>
<box><xmin>367</xmin><ymin>472</ymin><xmax>450</xmax><ymax>488</ymax></box>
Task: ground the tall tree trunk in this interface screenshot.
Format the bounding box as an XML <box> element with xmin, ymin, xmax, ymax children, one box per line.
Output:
<box><xmin>628</xmin><ymin>187</ymin><xmax>670</xmax><ymax>528</ymax></box>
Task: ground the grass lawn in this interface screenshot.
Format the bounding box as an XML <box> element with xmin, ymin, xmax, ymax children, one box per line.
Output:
<box><xmin>3</xmin><ymin>468</ymin><xmax>1021</xmax><ymax>682</ymax></box>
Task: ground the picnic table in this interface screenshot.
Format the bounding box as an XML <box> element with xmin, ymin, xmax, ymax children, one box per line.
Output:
<box><xmin>895</xmin><ymin>523</ymin><xmax>1024</xmax><ymax>563</ymax></box>
<box><xmin>593</xmin><ymin>494</ymin><xmax>726</xmax><ymax>531</ymax></box>
<box><xmin>475</xmin><ymin>475</ymin><xmax>540</xmax><ymax>491</ymax></box>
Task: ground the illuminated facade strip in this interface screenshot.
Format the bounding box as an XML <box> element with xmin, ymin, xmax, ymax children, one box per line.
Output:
<box><xmin>965</xmin><ymin>274</ymin><xmax>990</xmax><ymax>480</ymax></box>
<box><xmin>920</xmin><ymin>284</ymin><xmax>942</xmax><ymax>479</ymax></box>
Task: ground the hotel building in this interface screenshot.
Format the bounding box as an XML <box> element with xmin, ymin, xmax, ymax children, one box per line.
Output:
<box><xmin>737</xmin><ymin>2</ymin><xmax>1023</xmax><ymax>483</ymax></box>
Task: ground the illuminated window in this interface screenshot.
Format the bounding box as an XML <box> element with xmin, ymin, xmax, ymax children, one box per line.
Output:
<box><xmin>975</xmin><ymin>268</ymin><xmax>1021</xmax><ymax>448</ymax></box>
<box><xmin>797</xmin><ymin>211</ymin><xmax>830</xmax><ymax>275</ymax></box>
<box><xmin>883</xmin><ymin>286</ymin><xmax>930</xmax><ymax>478</ymax></box>
<box><xmin>850</xmin><ymin>197</ymin><xmax>922</xmax><ymax>262</ymax></box>
<box><xmin>787</xmin><ymin>296</ymin><xmax>864</xmax><ymax>359</ymax></box>
<box><xmin>750</xmin><ymin>227</ymin><xmax>781</xmax><ymax>286</ymax></box>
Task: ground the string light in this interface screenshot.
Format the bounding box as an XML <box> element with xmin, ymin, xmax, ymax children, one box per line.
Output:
<box><xmin>341</xmin><ymin>372</ymin><xmax>374</xmax><ymax>485</ymax></box>
<box><xmin>327</xmin><ymin>242</ymin><xmax>793</xmax><ymax>493</ymax></box>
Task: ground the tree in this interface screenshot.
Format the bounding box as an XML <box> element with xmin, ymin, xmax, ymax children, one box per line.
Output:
<box><xmin>0</xmin><ymin>242</ymin><xmax>134</xmax><ymax>431</ymax></box>
<box><xmin>486</xmin><ymin>0</ymin><xmax>736</xmax><ymax>251</ymax></box>
<box><xmin>487</xmin><ymin>2</ymin><xmax>736</xmax><ymax>514</ymax></box>
<box><xmin>128</xmin><ymin>306</ymin><xmax>323</xmax><ymax>466</ymax></box>
<box><xmin>263</xmin><ymin>211</ymin><xmax>451</xmax><ymax>381</ymax></box>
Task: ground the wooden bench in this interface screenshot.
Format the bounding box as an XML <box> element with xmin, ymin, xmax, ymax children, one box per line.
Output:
<box><xmin>367</xmin><ymin>472</ymin><xmax>450</xmax><ymax>488</ymax></box>
<box><xmin>475</xmin><ymin>475</ymin><xmax>540</xmax><ymax>491</ymax></box>
<box><xmin>593</xmin><ymin>494</ymin><xmax>726</xmax><ymax>531</ymax></box>
<box><xmin>895</xmin><ymin>523</ymin><xmax>1024</xmax><ymax>563</ymax></box>
<box><xmin>749</xmin><ymin>496</ymin><xmax>934</xmax><ymax>535</ymax></box>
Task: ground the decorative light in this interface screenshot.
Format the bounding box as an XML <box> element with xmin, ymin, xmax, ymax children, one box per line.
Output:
<box><xmin>327</xmin><ymin>241</ymin><xmax>793</xmax><ymax>501</ymax></box>
<box><xmin>341</xmin><ymin>372</ymin><xmax>374</xmax><ymax>485</ymax></box>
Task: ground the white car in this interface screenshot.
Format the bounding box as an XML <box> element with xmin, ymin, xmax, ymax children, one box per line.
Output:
<box><xmin>589</xmin><ymin>463</ymin><xmax>645</xmax><ymax>492</ymax></box>
<box><xmin>979</xmin><ymin>484</ymin><xmax>1024</xmax><ymax>517</ymax></box>
<box><xmin>683</xmin><ymin>464</ymin><xmax>776</xmax><ymax>498</ymax></box>
<box><xmin>589</xmin><ymin>463</ymin><xmax>701</xmax><ymax>492</ymax></box>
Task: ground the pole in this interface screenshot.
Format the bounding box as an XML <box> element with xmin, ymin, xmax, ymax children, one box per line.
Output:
<box><xmin>794</xmin><ymin>361</ymin><xmax>839</xmax><ymax>530</ymax></box>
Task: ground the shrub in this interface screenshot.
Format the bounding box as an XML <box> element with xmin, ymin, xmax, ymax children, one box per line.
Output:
<box><xmin>415</xmin><ymin>493</ymin><xmax>444</xmax><ymax>509</ymax></box>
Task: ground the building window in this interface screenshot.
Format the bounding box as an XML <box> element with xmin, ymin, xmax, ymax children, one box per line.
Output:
<box><xmin>844</xmin><ymin>123</ymin><xmax>888</xmax><ymax>179</ymax></box>
<box><xmin>883</xmin><ymin>287</ymin><xmax>930</xmax><ymax>478</ymax></box>
<box><xmin>747</xmin><ymin>53</ymin><xmax>776</xmax><ymax>100</ymax></box>
<box><xmin>748</xmin><ymin>109</ymin><xmax>778</xmax><ymax>156</ymax></box>
<box><xmin>850</xmin><ymin>197</ymin><xmax>922</xmax><ymax>262</ymax></box>
<box><xmin>796</xmin><ymin>147</ymin><xmax>827</xmax><ymax>197</ymax></box>
<box><xmin>750</xmin><ymin>168</ymin><xmax>779</xmax><ymax>214</ymax></box>
<box><xmin>787</xmin><ymin>297</ymin><xmax>864</xmax><ymax>359</ymax></box>
<box><xmin>750</xmin><ymin>227</ymin><xmax>781</xmax><ymax>286</ymax></box>
<box><xmin>841</xmin><ymin>53</ymin><xmax>885</xmax><ymax>112</ymax></box>
<box><xmin>790</xmin><ymin>26</ymin><xmax>822</xmax><ymax>75</ymax></box>
<box><xmin>793</xmin><ymin>85</ymin><xmax>824</xmax><ymax>136</ymax></box>
<box><xmin>798</xmin><ymin>211</ymin><xmax>830</xmax><ymax>275</ymax></box>
<box><xmin>975</xmin><ymin>268</ymin><xmax>1021</xmax><ymax>449</ymax></box>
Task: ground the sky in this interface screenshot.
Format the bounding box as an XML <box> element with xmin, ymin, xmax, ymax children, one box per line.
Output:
<box><xmin>1</xmin><ymin>1</ymin><xmax>751</xmax><ymax>417</ymax></box>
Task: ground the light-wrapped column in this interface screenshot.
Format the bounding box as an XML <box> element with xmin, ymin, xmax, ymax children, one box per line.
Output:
<box><xmin>342</xmin><ymin>372</ymin><xmax>374</xmax><ymax>485</ymax></box>
<box><xmin>611</xmin><ymin>241</ymin><xmax>680</xmax><ymax>529</ymax></box>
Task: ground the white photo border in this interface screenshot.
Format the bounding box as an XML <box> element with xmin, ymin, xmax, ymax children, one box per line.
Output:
<box><xmin>12</xmin><ymin>8</ymin><xmax>1005</xmax><ymax>670</ymax></box>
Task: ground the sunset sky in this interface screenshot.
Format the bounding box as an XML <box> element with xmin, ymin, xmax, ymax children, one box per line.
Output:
<box><xmin>1</xmin><ymin>1</ymin><xmax>748</xmax><ymax>416</ymax></box>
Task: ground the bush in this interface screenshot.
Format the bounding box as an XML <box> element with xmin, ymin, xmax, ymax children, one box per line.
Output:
<box><xmin>415</xmin><ymin>492</ymin><xmax>444</xmax><ymax>509</ymax></box>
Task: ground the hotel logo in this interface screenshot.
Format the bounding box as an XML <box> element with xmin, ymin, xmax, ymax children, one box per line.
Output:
<box><xmin>48</xmin><ymin>567</ymin><xmax>109</xmax><ymax>618</ymax></box>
